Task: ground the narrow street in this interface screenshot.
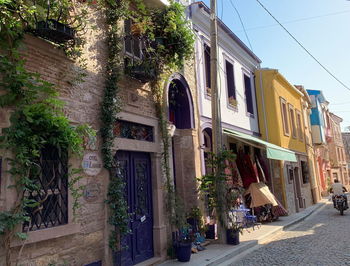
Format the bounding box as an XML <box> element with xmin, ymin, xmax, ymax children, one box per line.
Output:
<box><xmin>232</xmin><ymin>202</ymin><xmax>350</xmax><ymax>266</ymax></box>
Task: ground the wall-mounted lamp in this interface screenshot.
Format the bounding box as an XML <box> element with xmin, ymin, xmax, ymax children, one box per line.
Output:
<box><xmin>167</xmin><ymin>123</ymin><xmax>176</xmax><ymax>137</ymax></box>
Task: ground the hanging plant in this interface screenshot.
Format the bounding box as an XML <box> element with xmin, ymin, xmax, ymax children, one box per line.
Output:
<box><xmin>124</xmin><ymin>1</ymin><xmax>195</xmax><ymax>77</ymax></box>
<box><xmin>100</xmin><ymin>0</ymin><xmax>196</xmax><ymax>254</ymax></box>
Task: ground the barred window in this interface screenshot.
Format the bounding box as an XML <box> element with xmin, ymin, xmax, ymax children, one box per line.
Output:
<box><xmin>24</xmin><ymin>145</ymin><xmax>68</xmax><ymax>231</ymax></box>
<box><xmin>301</xmin><ymin>160</ymin><xmax>309</xmax><ymax>184</ymax></box>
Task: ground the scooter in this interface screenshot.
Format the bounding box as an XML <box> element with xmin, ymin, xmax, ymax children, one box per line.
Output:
<box><xmin>333</xmin><ymin>195</ymin><xmax>348</xmax><ymax>215</ymax></box>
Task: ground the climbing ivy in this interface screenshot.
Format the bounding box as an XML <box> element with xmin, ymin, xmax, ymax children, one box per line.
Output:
<box><xmin>100</xmin><ymin>0</ymin><xmax>130</xmax><ymax>250</ymax></box>
<box><xmin>99</xmin><ymin>0</ymin><xmax>195</xmax><ymax>252</ymax></box>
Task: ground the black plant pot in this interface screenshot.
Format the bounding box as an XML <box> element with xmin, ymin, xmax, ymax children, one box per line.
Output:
<box><xmin>36</xmin><ymin>19</ymin><xmax>75</xmax><ymax>44</ymax></box>
<box><xmin>125</xmin><ymin>64</ymin><xmax>156</xmax><ymax>82</ymax></box>
<box><xmin>226</xmin><ymin>229</ymin><xmax>240</xmax><ymax>245</ymax></box>
<box><xmin>176</xmin><ymin>242</ymin><xmax>192</xmax><ymax>262</ymax></box>
<box><xmin>205</xmin><ymin>224</ymin><xmax>215</xmax><ymax>239</ymax></box>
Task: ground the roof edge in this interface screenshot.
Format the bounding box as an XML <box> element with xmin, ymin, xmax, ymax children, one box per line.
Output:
<box><xmin>191</xmin><ymin>1</ymin><xmax>262</xmax><ymax>64</ymax></box>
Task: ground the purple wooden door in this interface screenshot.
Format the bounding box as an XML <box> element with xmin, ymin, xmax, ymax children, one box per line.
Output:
<box><xmin>115</xmin><ymin>151</ymin><xmax>154</xmax><ymax>266</ymax></box>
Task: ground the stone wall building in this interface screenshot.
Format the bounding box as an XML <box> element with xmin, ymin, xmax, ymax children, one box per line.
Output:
<box><xmin>0</xmin><ymin>1</ymin><xmax>201</xmax><ymax>265</ymax></box>
<box><xmin>1</xmin><ymin>13</ymin><xmax>110</xmax><ymax>265</ymax></box>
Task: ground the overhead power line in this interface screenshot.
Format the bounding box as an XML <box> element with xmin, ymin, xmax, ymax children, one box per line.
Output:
<box><xmin>238</xmin><ymin>10</ymin><xmax>350</xmax><ymax>32</ymax></box>
<box><xmin>228</xmin><ymin>0</ymin><xmax>253</xmax><ymax>51</ymax></box>
<box><xmin>255</xmin><ymin>0</ymin><xmax>350</xmax><ymax>92</ymax></box>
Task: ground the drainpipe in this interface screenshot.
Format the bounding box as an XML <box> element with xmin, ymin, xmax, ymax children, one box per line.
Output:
<box><xmin>259</xmin><ymin>71</ymin><xmax>274</xmax><ymax>193</ymax></box>
<box><xmin>259</xmin><ymin>71</ymin><xmax>269</xmax><ymax>142</ymax></box>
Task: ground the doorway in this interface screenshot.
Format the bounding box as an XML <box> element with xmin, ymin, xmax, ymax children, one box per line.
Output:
<box><xmin>115</xmin><ymin>151</ymin><xmax>154</xmax><ymax>266</ymax></box>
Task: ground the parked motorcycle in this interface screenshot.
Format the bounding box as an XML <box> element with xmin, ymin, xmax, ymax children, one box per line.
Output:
<box><xmin>333</xmin><ymin>195</ymin><xmax>348</xmax><ymax>215</ymax></box>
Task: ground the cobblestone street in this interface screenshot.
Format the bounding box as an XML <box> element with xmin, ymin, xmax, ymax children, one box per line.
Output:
<box><xmin>233</xmin><ymin>202</ymin><xmax>350</xmax><ymax>266</ymax></box>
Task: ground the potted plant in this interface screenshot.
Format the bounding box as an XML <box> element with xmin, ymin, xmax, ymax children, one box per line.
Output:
<box><xmin>225</xmin><ymin>187</ymin><xmax>245</xmax><ymax>245</ymax></box>
<box><xmin>124</xmin><ymin>1</ymin><xmax>195</xmax><ymax>81</ymax></box>
<box><xmin>173</xmin><ymin>227</ymin><xmax>195</xmax><ymax>262</ymax></box>
<box><xmin>124</xmin><ymin>59</ymin><xmax>156</xmax><ymax>82</ymax></box>
<box><xmin>198</xmin><ymin>150</ymin><xmax>247</xmax><ymax>244</ymax></box>
<box><xmin>228</xmin><ymin>96</ymin><xmax>238</xmax><ymax>108</ymax></box>
<box><xmin>226</xmin><ymin>210</ymin><xmax>244</xmax><ymax>245</ymax></box>
<box><xmin>36</xmin><ymin>19</ymin><xmax>75</xmax><ymax>43</ymax></box>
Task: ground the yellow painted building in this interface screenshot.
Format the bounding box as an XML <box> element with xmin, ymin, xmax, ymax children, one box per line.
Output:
<box><xmin>255</xmin><ymin>69</ymin><xmax>314</xmax><ymax>214</ymax></box>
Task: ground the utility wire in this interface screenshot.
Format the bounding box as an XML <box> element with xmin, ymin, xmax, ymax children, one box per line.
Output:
<box><xmin>237</xmin><ymin>10</ymin><xmax>350</xmax><ymax>32</ymax></box>
<box><xmin>255</xmin><ymin>0</ymin><xmax>350</xmax><ymax>92</ymax></box>
<box><xmin>229</xmin><ymin>0</ymin><xmax>253</xmax><ymax>51</ymax></box>
<box><xmin>220</xmin><ymin>0</ymin><xmax>224</xmax><ymax>20</ymax></box>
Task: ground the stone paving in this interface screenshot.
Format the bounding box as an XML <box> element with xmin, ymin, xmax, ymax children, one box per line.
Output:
<box><xmin>232</xmin><ymin>203</ymin><xmax>350</xmax><ymax>266</ymax></box>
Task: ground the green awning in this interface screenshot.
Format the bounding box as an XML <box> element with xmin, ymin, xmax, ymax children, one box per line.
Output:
<box><xmin>223</xmin><ymin>129</ymin><xmax>297</xmax><ymax>162</ymax></box>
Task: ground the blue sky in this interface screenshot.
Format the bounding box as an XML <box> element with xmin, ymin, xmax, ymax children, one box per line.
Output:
<box><xmin>202</xmin><ymin>0</ymin><xmax>350</xmax><ymax>130</ymax></box>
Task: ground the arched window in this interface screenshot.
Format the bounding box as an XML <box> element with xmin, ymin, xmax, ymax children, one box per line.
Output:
<box><xmin>168</xmin><ymin>75</ymin><xmax>194</xmax><ymax>129</ymax></box>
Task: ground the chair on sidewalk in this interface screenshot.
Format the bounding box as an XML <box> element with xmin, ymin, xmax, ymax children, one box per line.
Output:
<box><xmin>231</xmin><ymin>206</ymin><xmax>261</xmax><ymax>233</ymax></box>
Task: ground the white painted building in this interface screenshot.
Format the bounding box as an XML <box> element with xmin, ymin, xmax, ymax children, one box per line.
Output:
<box><xmin>190</xmin><ymin>2</ymin><xmax>261</xmax><ymax>136</ymax></box>
<box><xmin>189</xmin><ymin>1</ymin><xmax>261</xmax><ymax>166</ymax></box>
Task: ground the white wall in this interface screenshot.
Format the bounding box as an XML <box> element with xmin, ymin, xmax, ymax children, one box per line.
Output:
<box><xmin>191</xmin><ymin>4</ymin><xmax>261</xmax><ymax>134</ymax></box>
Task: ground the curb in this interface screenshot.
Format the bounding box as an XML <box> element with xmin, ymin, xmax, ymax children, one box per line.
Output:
<box><xmin>214</xmin><ymin>200</ymin><xmax>328</xmax><ymax>266</ymax></box>
<box><xmin>157</xmin><ymin>201</ymin><xmax>328</xmax><ymax>266</ymax></box>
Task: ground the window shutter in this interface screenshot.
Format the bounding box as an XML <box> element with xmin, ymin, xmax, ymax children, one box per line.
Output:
<box><xmin>204</xmin><ymin>44</ymin><xmax>211</xmax><ymax>92</ymax></box>
<box><xmin>226</xmin><ymin>61</ymin><xmax>236</xmax><ymax>99</ymax></box>
<box><xmin>244</xmin><ymin>74</ymin><xmax>253</xmax><ymax>114</ymax></box>
<box><xmin>124</xmin><ymin>19</ymin><xmax>132</xmax><ymax>54</ymax></box>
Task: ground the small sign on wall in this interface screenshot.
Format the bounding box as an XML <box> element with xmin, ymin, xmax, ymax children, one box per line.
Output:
<box><xmin>83</xmin><ymin>182</ymin><xmax>101</xmax><ymax>203</ymax></box>
<box><xmin>0</xmin><ymin>157</ymin><xmax>2</xmax><ymax>190</ymax></box>
<box><xmin>82</xmin><ymin>152</ymin><xmax>102</xmax><ymax>176</ymax></box>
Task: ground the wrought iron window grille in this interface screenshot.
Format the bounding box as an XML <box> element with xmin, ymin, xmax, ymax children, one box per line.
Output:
<box><xmin>23</xmin><ymin>145</ymin><xmax>68</xmax><ymax>231</ymax></box>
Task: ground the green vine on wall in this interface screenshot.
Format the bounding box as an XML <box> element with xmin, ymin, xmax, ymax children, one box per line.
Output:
<box><xmin>100</xmin><ymin>0</ymin><xmax>130</xmax><ymax>250</ymax></box>
<box><xmin>100</xmin><ymin>0</ymin><xmax>195</xmax><ymax>252</ymax></box>
<box><xmin>0</xmin><ymin>1</ymin><xmax>94</xmax><ymax>265</ymax></box>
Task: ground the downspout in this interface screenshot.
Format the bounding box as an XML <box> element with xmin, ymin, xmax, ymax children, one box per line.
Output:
<box><xmin>259</xmin><ymin>70</ymin><xmax>273</xmax><ymax>192</ymax></box>
<box><xmin>259</xmin><ymin>71</ymin><xmax>269</xmax><ymax>142</ymax></box>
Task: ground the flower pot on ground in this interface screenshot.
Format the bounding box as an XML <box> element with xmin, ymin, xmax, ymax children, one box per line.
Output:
<box><xmin>173</xmin><ymin>227</ymin><xmax>195</xmax><ymax>262</ymax></box>
<box><xmin>226</xmin><ymin>229</ymin><xmax>240</xmax><ymax>245</ymax></box>
<box><xmin>226</xmin><ymin>207</ymin><xmax>245</xmax><ymax>245</ymax></box>
<box><xmin>205</xmin><ymin>224</ymin><xmax>216</xmax><ymax>239</ymax></box>
<box><xmin>175</xmin><ymin>242</ymin><xmax>192</xmax><ymax>262</ymax></box>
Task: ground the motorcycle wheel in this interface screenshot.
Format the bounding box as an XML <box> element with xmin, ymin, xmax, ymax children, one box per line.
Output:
<box><xmin>339</xmin><ymin>206</ymin><xmax>344</xmax><ymax>215</ymax></box>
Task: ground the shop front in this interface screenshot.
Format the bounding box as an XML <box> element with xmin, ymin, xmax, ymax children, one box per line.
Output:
<box><xmin>223</xmin><ymin>129</ymin><xmax>297</xmax><ymax>218</ymax></box>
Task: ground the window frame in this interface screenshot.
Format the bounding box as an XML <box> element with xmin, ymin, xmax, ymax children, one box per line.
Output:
<box><xmin>296</xmin><ymin>110</ymin><xmax>304</xmax><ymax>142</ymax></box>
<box><xmin>301</xmin><ymin>160</ymin><xmax>310</xmax><ymax>184</ymax></box>
<box><xmin>23</xmin><ymin>145</ymin><xmax>69</xmax><ymax>232</ymax></box>
<box><xmin>243</xmin><ymin>71</ymin><xmax>254</xmax><ymax>117</ymax></box>
<box><xmin>124</xmin><ymin>18</ymin><xmax>143</xmax><ymax>60</ymax></box>
<box><xmin>280</xmin><ymin>97</ymin><xmax>290</xmax><ymax>136</ymax></box>
<box><xmin>203</xmin><ymin>43</ymin><xmax>211</xmax><ymax>97</ymax></box>
<box><xmin>288</xmin><ymin>104</ymin><xmax>297</xmax><ymax>139</ymax></box>
<box><xmin>224</xmin><ymin>58</ymin><xmax>237</xmax><ymax>110</ymax></box>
